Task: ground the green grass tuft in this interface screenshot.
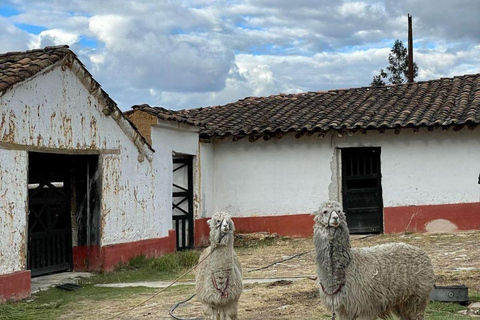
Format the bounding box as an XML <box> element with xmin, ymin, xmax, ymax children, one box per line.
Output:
<box><xmin>84</xmin><ymin>249</ymin><xmax>201</xmax><ymax>284</ymax></box>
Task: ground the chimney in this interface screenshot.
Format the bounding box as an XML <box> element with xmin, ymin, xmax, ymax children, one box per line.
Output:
<box><xmin>408</xmin><ymin>14</ymin><xmax>414</xmax><ymax>82</ymax></box>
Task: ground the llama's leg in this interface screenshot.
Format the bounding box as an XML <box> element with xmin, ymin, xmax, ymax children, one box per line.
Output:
<box><xmin>224</xmin><ymin>301</ymin><xmax>238</xmax><ymax>320</ymax></box>
<box><xmin>202</xmin><ymin>303</ymin><xmax>214</xmax><ymax>320</ymax></box>
<box><xmin>409</xmin><ymin>298</ymin><xmax>428</xmax><ymax>320</ymax></box>
<box><xmin>399</xmin><ymin>296</ymin><xmax>428</xmax><ymax>320</ymax></box>
<box><xmin>212</xmin><ymin>308</ymin><xmax>222</xmax><ymax>320</ymax></box>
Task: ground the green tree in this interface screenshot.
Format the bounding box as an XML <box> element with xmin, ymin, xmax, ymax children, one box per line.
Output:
<box><xmin>371</xmin><ymin>39</ymin><xmax>418</xmax><ymax>86</ymax></box>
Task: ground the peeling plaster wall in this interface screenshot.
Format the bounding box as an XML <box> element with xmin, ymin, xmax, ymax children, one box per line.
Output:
<box><xmin>211</xmin><ymin>128</ymin><xmax>480</xmax><ymax>217</ymax></box>
<box><xmin>0</xmin><ymin>66</ymin><xmax>167</xmax><ymax>274</ymax></box>
<box><xmin>150</xmin><ymin>121</ymin><xmax>199</xmax><ymax>228</ymax></box>
<box><xmin>0</xmin><ymin>149</ymin><xmax>27</xmax><ymax>275</ymax></box>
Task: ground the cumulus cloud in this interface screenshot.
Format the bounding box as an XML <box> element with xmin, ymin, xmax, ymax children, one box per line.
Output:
<box><xmin>0</xmin><ymin>17</ymin><xmax>32</xmax><ymax>52</ymax></box>
<box><xmin>29</xmin><ymin>29</ymin><xmax>79</xmax><ymax>48</ymax></box>
<box><xmin>1</xmin><ymin>0</ymin><xmax>479</xmax><ymax>110</ymax></box>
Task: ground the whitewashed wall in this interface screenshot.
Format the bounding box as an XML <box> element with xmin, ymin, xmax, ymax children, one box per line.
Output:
<box><xmin>208</xmin><ymin>128</ymin><xmax>480</xmax><ymax>217</ymax></box>
<box><xmin>0</xmin><ymin>66</ymin><xmax>167</xmax><ymax>275</ymax></box>
<box><xmin>198</xmin><ymin>143</ymin><xmax>214</xmax><ymax>218</ymax></box>
<box><xmin>150</xmin><ymin>121</ymin><xmax>199</xmax><ymax>228</ymax></box>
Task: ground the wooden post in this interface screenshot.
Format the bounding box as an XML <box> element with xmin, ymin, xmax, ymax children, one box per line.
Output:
<box><xmin>408</xmin><ymin>14</ymin><xmax>414</xmax><ymax>82</ymax></box>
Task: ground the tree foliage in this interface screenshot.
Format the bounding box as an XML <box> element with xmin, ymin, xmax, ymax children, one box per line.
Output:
<box><xmin>371</xmin><ymin>40</ymin><xmax>418</xmax><ymax>86</ymax></box>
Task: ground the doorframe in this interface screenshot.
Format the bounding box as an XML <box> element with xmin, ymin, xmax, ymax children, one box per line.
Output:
<box><xmin>26</xmin><ymin>151</ymin><xmax>102</xmax><ymax>276</ymax></box>
<box><xmin>339</xmin><ymin>146</ymin><xmax>384</xmax><ymax>234</ymax></box>
<box><xmin>172</xmin><ymin>154</ymin><xmax>195</xmax><ymax>250</ymax></box>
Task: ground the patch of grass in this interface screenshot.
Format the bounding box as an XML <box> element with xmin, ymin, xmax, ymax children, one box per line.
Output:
<box><xmin>0</xmin><ymin>285</ymin><xmax>153</xmax><ymax>320</ymax></box>
<box><xmin>84</xmin><ymin>249</ymin><xmax>201</xmax><ymax>284</ymax></box>
<box><xmin>425</xmin><ymin>301</ymin><xmax>469</xmax><ymax>319</ymax></box>
<box><xmin>0</xmin><ymin>250</ymin><xmax>202</xmax><ymax>320</ymax></box>
<box><xmin>469</xmin><ymin>291</ymin><xmax>480</xmax><ymax>302</ymax></box>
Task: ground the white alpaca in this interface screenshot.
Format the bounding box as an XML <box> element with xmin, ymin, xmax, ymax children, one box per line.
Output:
<box><xmin>195</xmin><ymin>212</ymin><xmax>243</xmax><ymax>320</ymax></box>
<box><xmin>314</xmin><ymin>201</ymin><xmax>435</xmax><ymax>320</ymax></box>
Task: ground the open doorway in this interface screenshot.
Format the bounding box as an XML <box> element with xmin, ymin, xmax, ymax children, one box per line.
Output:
<box><xmin>27</xmin><ymin>152</ymin><xmax>100</xmax><ymax>277</ymax></box>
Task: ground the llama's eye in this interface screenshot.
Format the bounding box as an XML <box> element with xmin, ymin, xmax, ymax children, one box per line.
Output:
<box><xmin>323</xmin><ymin>211</ymin><xmax>328</xmax><ymax>215</ymax></box>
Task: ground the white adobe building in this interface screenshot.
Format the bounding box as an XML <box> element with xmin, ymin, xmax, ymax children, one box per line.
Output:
<box><xmin>0</xmin><ymin>46</ymin><xmax>176</xmax><ymax>301</ymax></box>
<box><xmin>129</xmin><ymin>75</ymin><xmax>480</xmax><ymax>245</ymax></box>
<box><xmin>1</xmin><ymin>45</ymin><xmax>479</xmax><ymax>303</ymax></box>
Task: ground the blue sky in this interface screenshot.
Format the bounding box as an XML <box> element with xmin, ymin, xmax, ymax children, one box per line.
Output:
<box><xmin>1</xmin><ymin>0</ymin><xmax>479</xmax><ymax>110</ymax></box>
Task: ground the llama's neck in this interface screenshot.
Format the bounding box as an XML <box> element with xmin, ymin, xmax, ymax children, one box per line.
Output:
<box><xmin>210</xmin><ymin>237</ymin><xmax>235</xmax><ymax>271</ymax></box>
<box><xmin>314</xmin><ymin>224</ymin><xmax>352</xmax><ymax>291</ymax></box>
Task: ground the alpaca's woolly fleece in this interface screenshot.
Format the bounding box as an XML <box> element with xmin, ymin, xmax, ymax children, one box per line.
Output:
<box><xmin>314</xmin><ymin>201</ymin><xmax>435</xmax><ymax>320</ymax></box>
<box><xmin>195</xmin><ymin>212</ymin><xmax>243</xmax><ymax>320</ymax></box>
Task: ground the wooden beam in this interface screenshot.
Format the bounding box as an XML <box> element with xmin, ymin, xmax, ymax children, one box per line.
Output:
<box><xmin>232</xmin><ymin>135</ymin><xmax>245</xmax><ymax>142</ymax></box>
<box><xmin>212</xmin><ymin>136</ymin><xmax>225</xmax><ymax>143</ymax></box>
<box><xmin>295</xmin><ymin>131</ymin><xmax>306</xmax><ymax>139</ymax></box>
<box><xmin>248</xmin><ymin>135</ymin><xmax>261</xmax><ymax>142</ymax></box>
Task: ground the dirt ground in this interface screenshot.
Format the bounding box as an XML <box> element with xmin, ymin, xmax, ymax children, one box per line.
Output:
<box><xmin>59</xmin><ymin>231</ymin><xmax>480</xmax><ymax>320</ymax></box>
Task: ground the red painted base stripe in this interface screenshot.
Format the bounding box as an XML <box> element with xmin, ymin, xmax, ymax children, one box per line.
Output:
<box><xmin>195</xmin><ymin>202</ymin><xmax>480</xmax><ymax>246</ymax></box>
<box><xmin>0</xmin><ymin>271</ymin><xmax>31</xmax><ymax>302</ymax></box>
<box><xmin>195</xmin><ymin>214</ymin><xmax>315</xmax><ymax>246</ymax></box>
<box><xmin>384</xmin><ymin>202</ymin><xmax>480</xmax><ymax>234</ymax></box>
<box><xmin>102</xmin><ymin>229</ymin><xmax>176</xmax><ymax>271</ymax></box>
<box><xmin>72</xmin><ymin>230</ymin><xmax>177</xmax><ymax>271</ymax></box>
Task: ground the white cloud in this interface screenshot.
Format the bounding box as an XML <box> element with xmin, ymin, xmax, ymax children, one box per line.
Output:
<box><xmin>1</xmin><ymin>0</ymin><xmax>479</xmax><ymax>110</ymax></box>
<box><xmin>29</xmin><ymin>29</ymin><xmax>79</xmax><ymax>49</ymax></box>
<box><xmin>0</xmin><ymin>17</ymin><xmax>32</xmax><ymax>52</ymax></box>
<box><xmin>338</xmin><ymin>2</ymin><xmax>368</xmax><ymax>17</ymax></box>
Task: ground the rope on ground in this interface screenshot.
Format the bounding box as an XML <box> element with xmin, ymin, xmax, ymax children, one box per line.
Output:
<box><xmin>246</xmin><ymin>250</ymin><xmax>314</xmax><ymax>273</ymax></box>
<box><xmin>245</xmin><ymin>233</ymin><xmax>374</xmax><ymax>273</ymax></box>
<box><xmin>107</xmin><ymin>249</ymin><xmax>215</xmax><ymax>320</ymax></box>
<box><xmin>169</xmin><ymin>293</ymin><xmax>202</xmax><ymax>320</ymax></box>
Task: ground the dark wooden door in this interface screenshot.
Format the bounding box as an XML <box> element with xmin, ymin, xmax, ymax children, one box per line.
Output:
<box><xmin>172</xmin><ymin>156</ymin><xmax>194</xmax><ymax>250</ymax></box>
<box><xmin>28</xmin><ymin>153</ymin><xmax>73</xmax><ymax>277</ymax></box>
<box><xmin>341</xmin><ymin>147</ymin><xmax>383</xmax><ymax>233</ymax></box>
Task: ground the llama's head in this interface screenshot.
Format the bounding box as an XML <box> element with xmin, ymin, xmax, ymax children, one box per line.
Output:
<box><xmin>314</xmin><ymin>201</ymin><xmax>346</xmax><ymax>228</ymax></box>
<box><xmin>208</xmin><ymin>212</ymin><xmax>235</xmax><ymax>246</ymax></box>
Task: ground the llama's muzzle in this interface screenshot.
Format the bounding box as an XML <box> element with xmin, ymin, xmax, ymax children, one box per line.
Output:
<box><xmin>328</xmin><ymin>210</ymin><xmax>340</xmax><ymax>227</ymax></box>
<box><xmin>218</xmin><ymin>218</ymin><xmax>229</xmax><ymax>243</ymax></box>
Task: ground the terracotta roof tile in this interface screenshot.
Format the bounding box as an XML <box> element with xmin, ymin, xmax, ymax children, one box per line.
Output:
<box><xmin>134</xmin><ymin>74</ymin><xmax>480</xmax><ymax>139</ymax></box>
<box><xmin>0</xmin><ymin>45</ymin><xmax>70</xmax><ymax>95</ymax></box>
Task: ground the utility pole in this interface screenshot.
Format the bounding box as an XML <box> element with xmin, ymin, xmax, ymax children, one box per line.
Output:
<box><xmin>408</xmin><ymin>14</ymin><xmax>414</xmax><ymax>83</ymax></box>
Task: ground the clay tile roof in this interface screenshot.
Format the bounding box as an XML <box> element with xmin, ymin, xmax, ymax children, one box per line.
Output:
<box><xmin>0</xmin><ymin>45</ymin><xmax>71</xmax><ymax>95</ymax></box>
<box><xmin>131</xmin><ymin>104</ymin><xmax>203</xmax><ymax>127</ymax></box>
<box><xmin>136</xmin><ymin>74</ymin><xmax>480</xmax><ymax>138</ymax></box>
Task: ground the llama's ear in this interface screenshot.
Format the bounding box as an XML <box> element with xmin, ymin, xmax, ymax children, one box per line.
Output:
<box><xmin>207</xmin><ymin>219</ymin><xmax>212</xmax><ymax>226</ymax></box>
